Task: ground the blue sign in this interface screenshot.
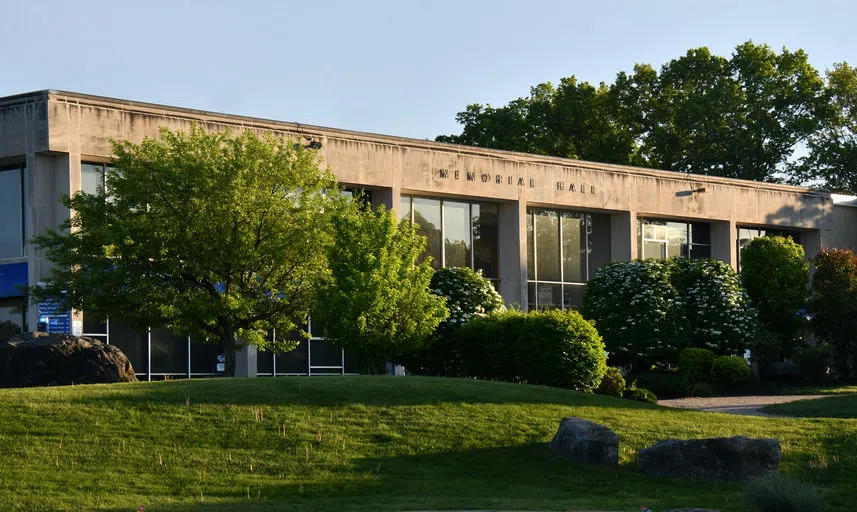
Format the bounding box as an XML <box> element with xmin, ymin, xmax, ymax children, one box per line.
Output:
<box><xmin>38</xmin><ymin>300</ymin><xmax>71</xmax><ymax>335</ymax></box>
<box><xmin>0</xmin><ymin>262</ymin><xmax>27</xmax><ymax>297</ymax></box>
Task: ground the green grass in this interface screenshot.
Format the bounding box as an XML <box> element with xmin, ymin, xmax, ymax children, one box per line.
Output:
<box><xmin>765</xmin><ymin>393</ymin><xmax>857</xmax><ymax>418</ymax></box>
<box><xmin>0</xmin><ymin>377</ymin><xmax>855</xmax><ymax>512</ymax></box>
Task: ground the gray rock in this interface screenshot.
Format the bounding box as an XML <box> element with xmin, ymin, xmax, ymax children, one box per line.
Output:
<box><xmin>0</xmin><ymin>332</ymin><xmax>137</xmax><ymax>388</ymax></box>
<box><xmin>638</xmin><ymin>436</ymin><xmax>780</xmax><ymax>481</ymax></box>
<box><xmin>549</xmin><ymin>416</ymin><xmax>618</xmax><ymax>467</ymax></box>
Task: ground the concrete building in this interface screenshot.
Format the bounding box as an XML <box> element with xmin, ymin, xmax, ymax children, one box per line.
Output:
<box><xmin>1</xmin><ymin>90</ymin><xmax>856</xmax><ymax>377</ymax></box>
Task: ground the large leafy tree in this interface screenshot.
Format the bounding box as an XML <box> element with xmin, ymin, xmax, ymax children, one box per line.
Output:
<box><xmin>439</xmin><ymin>42</ymin><xmax>830</xmax><ymax>182</ymax></box>
<box><xmin>31</xmin><ymin>125</ymin><xmax>347</xmax><ymax>376</ymax></box>
<box><xmin>313</xmin><ymin>203</ymin><xmax>448</xmax><ymax>374</ymax></box>
<box><xmin>794</xmin><ymin>63</ymin><xmax>857</xmax><ymax>193</ymax></box>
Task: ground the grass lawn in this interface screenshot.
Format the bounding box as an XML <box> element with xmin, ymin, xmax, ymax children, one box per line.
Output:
<box><xmin>1</xmin><ymin>377</ymin><xmax>855</xmax><ymax>512</ymax></box>
<box><xmin>765</xmin><ymin>392</ymin><xmax>857</xmax><ymax>419</ymax></box>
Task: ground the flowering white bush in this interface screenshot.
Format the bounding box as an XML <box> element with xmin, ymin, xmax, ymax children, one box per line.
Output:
<box><xmin>403</xmin><ymin>266</ymin><xmax>505</xmax><ymax>376</ymax></box>
<box><xmin>672</xmin><ymin>258</ymin><xmax>756</xmax><ymax>356</ymax></box>
<box><xmin>581</xmin><ymin>258</ymin><xmax>756</xmax><ymax>367</ymax></box>
<box><xmin>430</xmin><ymin>267</ymin><xmax>505</xmax><ymax>332</ymax></box>
<box><xmin>581</xmin><ymin>260</ymin><xmax>688</xmax><ymax>367</ymax></box>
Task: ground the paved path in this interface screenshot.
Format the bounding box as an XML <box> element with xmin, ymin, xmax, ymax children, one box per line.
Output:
<box><xmin>658</xmin><ymin>394</ymin><xmax>827</xmax><ymax>416</ymax></box>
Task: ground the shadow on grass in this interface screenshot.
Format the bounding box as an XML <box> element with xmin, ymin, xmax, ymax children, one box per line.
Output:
<box><xmin>94</xmin><ymin>443</ymin><xmax>739</xmax><ymax>512</ymax></box>
<box><xmin>57</xmin><ymin>375</ymin><xmax>661</xmax><ymax>410</ymax></box>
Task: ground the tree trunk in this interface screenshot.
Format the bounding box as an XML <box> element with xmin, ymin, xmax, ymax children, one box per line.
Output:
<box><xmin>223</xmin><ymin>331</ymin><xmax>237</xmax><ymax>378</ymax></box>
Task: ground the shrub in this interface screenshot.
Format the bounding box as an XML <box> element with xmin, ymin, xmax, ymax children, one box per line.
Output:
<box><xmin>795</xmin><ymin>344</ymin><xmax>835</xmax><ymax>385</ymax></box>
<box><xmin>405</xmin><ymin>267</ymin><xmax>505</xmax><ymax>376</ymax></box>
<box><xmin>740</xmin><ymin>236</ymin><xmax>808</xmax><ymax>361</ymax></box>
<box><xmin>632</xmin><ymin>370</ymin><xmax>690</xmax><ymax>399</ymax></box>
<box><xmin>672</xmin><ymin>258</ymin><xmax>756</xmax><ymax>356</ymax></box>
<box><xmin>809</xmin><ymin>248</ymin><xmax>857</xmax><ymax>379</ymax></box>
<box><xmin>456</xmin><ymin>309</ymin><xmax>607</xmax><ymax>391</ymax></box>
<box><xmin>677</xmin><ymin>347</ymin><xmax>715</xmax><ymax>383</ymax></box>
<box><xmin>744</xmin><ymin>472</ymin><xmax>823</xmax><ymax>512</ymax></box>
<box><xmin>623</xmin><ymin>386</ymin><xmax>658</xmax><ymax>404</ymax></box>
<box><xmin>582</xmin><ymin>258</ymin><xmax>756</xmax><ymax>369</ymax></box>
<box><xmin>596</xmin><ymin>367</ymin><xmax>626</xmax><ymax>397</ymax></box>
<box><xmin>581</xmin><ymin>259</ymin><xmax>689</xmax><ymax>368</ymax></box>
<box><xmin>711</xmin><ymin>355</ymin><xmax>750</xmax><ymax>391</ymax></box>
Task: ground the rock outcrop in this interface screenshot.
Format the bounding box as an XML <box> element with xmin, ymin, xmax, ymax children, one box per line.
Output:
<box><xmin>549</xmin><ymin>416</ymin><xmax>619</xmax><ymax>467</ymax></box>
<box><xmin>638</xmin><ymin>436</ymin><xmax>780</xmax><ymax>481</ymax></box>
<box><xmin>0</xmin><ymin>332</ymin><xmax>137</xmax><ymax>388</ymax></box>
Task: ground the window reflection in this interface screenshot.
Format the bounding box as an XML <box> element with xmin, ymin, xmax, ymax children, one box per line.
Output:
<box><xmin>443</xmin><ymin>201</ymin><xmax>471</xmax><ymax>268</ymax></box>
<box><xmin>401</xmin><ymin>195</ymin><xmax>499</xmax><ymax>279</ymax></box>
<box><xmin>0</xmin><ymin>166</ymin><xmax>24</xmax><ymax>259</ymax></box>
<box><xmin>638</xmin><ymin>218</ymin><xmax>710</xmax><ymax>260</ymax></box>
<box><xmin>412</xmin><ymin>197</ymin><xmax>442</xmax><ymax>269</ymax></box>
<box><xmin>526</xmin><ymin>207</ymin><xmax>600</xmax><ymax>311</ymax></box>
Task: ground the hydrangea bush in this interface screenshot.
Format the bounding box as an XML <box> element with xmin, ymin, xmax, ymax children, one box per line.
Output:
<box><xmin>581</xmin><ymin>259</ymin><xmax>688</xmax><ymax>367</ymax></box>
<box><xmin>403</xmin><ymin>266</ymin><xmax>505</xmax><ymax>376</ymax></box>
<box><xmin>582</xmin><ymin>258</ymin><xmax>756</xmax><ymax>368</ymax></box>
<box><xmin>430</xmin><ymin>267</ymin><xmax>505</xmax><ymax>333</ymax></box>
<box><xmin>671</xmin><ymin>258</ymin><xmax>756</xmax><ymax>356</ymax></box>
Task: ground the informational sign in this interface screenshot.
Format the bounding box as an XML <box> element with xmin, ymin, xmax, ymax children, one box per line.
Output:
<box><xmin>72</xmin><ymin>321</ymin><xmax>83</xmax><ymax>336</ymax></box>
<box><xmin>38</xmin><ymin>299</ymin><xmax>72</xmax><ymax>335</ymax></box>
<box><xmin>216</xmin><ymin>353</ymin><xmax>225</xmax><ymax>373</ymax></box>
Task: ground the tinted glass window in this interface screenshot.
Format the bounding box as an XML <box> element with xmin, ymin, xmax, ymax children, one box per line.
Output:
<box><xmin>0</xmin><ymin>168</ymin><xmax>24</xmax><ymax>259</ymax></box>
<box><xmin>443</xmin><ymin>201</ymin><xmax>471</xmax><ymax>268</ymax></box>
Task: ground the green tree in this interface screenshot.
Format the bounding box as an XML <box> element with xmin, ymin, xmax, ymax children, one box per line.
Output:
<box><xmin>739</xmin><ymin>236</ymin><xmax>808</xmax><ymax>362</ymax></box>
<box><xmin>30</xmin><ymin>125</ymin><xmax>347</xmax><ymax>376</ymax></box>
<box><xmin>314</xmin><ymin>203</ymin><xmax>448</xmax><ymax>374</ymax></box>
<box><xmin>808</xmin><ymin>249</ymin><xmax>857</xmax><ymax>378</ymax></box>
<box><xmin>439</xmin><ymin>42</ymin><xmax>829</xmax><ymax>183</ymax></box>
<box><xmin>795</xmin><ymin>62</ymin><xmax>857</xmax><ymax>193</ymax></box>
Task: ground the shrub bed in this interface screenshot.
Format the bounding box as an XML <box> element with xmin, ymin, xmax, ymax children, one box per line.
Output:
<box><xmin>456</xmin><ymin>309</ymin><xmax>607</xmax><ymax>391</ymax></box>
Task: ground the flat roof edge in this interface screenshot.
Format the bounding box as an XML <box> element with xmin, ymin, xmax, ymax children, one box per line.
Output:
<box><xmin>16</xmin><ymin>89</ymin><xmax>829</xmax><ymax>197</ymax></box>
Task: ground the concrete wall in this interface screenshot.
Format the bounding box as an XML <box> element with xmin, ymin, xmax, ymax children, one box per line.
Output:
<box><xmin>43</xmin><ymin>92</ymin><xmax>830</xmax><ymax>230</ymax></box>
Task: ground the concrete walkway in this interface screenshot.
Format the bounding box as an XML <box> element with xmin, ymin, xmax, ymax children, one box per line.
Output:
<box><xmin>658</xmin><ymin>394</ymin><xmax>826</xmax><ymax>416</ymax></box>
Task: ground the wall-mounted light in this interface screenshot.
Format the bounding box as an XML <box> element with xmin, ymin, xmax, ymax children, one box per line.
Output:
<box><xmin>676</xmin><ymin>187</ymin><xmax>707</xmax><ymax>197</ymax></box>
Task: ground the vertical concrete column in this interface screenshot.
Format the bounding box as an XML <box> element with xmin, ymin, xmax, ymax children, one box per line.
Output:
<box><xmin>26</xmin><ymin>152</ymin><xmax>74</xmax><ymax>330</ymax></box>
<box><xmin>710</xmin><ymin>219</ymin><xmax>737</xmax><ymax>270</ymax></box>
<box><xmin>235</xmin><ymin>344</ymin><xmax>258</xmax><ymax>378</ymax></box>
<box><xmin>802</xmin><ymin>229</ymin><xmax>821</xmax><ymax>261</ymax></box>
<box><xmin>498</xmin><ymin>200</ymin><xmax>527</xmax><ymax>310</ymax></box>
<box><xmin>610</xmin><ymin>211</ymin><xmax>637</xmax><ymax>261</ymax></box>
<box><xmin>588</xmin><ymin>214</ymin><xmax>613</xmax><ymax>275</ymax></box>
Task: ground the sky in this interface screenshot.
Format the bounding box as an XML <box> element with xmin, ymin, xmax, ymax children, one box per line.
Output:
<box><xmin>2</xmin><ymin>0</ymin><xmax>857</xmax><ymax>140</ymax></box>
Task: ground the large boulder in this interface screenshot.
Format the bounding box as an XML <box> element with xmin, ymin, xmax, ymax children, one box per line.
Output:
<box><xmin>0</xmin><ymin>332</ymin><xmax>137</xmax><ymax>388</ymax></box>
<box><xmin>549</xmin><ymin>417</ymin><xmax>619</xmax><ymax>467</ymax></box>
<box><xmin>638</xmin><ymin>436</ymin><xmax>780</xmax><ymax>481</ymax></box>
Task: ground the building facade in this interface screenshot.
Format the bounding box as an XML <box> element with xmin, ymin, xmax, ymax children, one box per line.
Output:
<box><xmin>1</xmin><ymin>90</ymin><xmax>856</xmax><ymax>376</ymax></box>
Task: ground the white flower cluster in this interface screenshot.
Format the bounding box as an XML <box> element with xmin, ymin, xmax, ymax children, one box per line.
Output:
<box><xmin>431</xmin><ymin>267</ymin><xmax>506</xmax><ymax>328</ymax></box>
<box><xmin>582</xmin><ymin>258</ymin><xmax>756</xmax><ymax>365</ymax></box>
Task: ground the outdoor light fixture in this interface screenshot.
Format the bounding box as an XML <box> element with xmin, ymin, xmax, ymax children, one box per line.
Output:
<box><xmin>675</xmin><ymin>186</ymin><xmax>707</xmax><ymax>197</ymax></box>
<box><xmin>306</xmin><ymin>140</ymin><xmax>323</xmax><ymax>150</ymax></box>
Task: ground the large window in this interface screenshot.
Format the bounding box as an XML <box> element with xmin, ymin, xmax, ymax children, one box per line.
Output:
<box><xmin>0</xmin><ymin>165</ymin><xmax>25</xmax><ymax>259</ymax></box>
<box><xmin>81</xmin><ymin>162</ymin><xmax>116</xmax><ymax>196</ymax></box>
<box><xmin>637</xmin><ymin>219</ymin><xmax>711</xmax><ymax>260</ymax></box>
<box><xmin>400</xmin><ymin>196</ymin><xmax>499</xmax><ymax>279</ymax></box>
<box><xmin>526</xmin><ymin>208</ymin><xmax>596</xmax><ymax>310</ymax></box>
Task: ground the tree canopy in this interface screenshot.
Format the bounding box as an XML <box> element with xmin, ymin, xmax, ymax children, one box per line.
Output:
<box><xmin>313</xmin><ymin>202</ymin><xmax>448</xmax><ymax>374</ymax></box>
<box><xmin>438</xmin><ymin>41</ymin><xmax>848</xmax><ymax>185</ymax></box>
<box><xmin>31</xmin><ymin>125</ymin><xmax>349</xmax><ymax>376</ymax></box>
